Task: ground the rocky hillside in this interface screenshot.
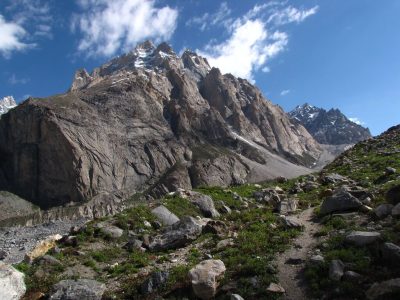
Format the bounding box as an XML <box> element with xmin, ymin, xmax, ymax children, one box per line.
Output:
<box><xmin>289</xmin><ymin>103</ymin><xmax>372</xmax><ymax>145</ymax></box>
<box><xmin>0</xmin><ymin>41</ymin><xmax>322</xmax><ymax>209</ymax></box>
<box><xmin>0</xmin><ymin>96</ymin><xmax>17</xmax><ymax>115</ymax></box>
<box><xmin>2</xmin><ymin>124</ymin><xmax>399</xmax><ymax>300</ymax></box>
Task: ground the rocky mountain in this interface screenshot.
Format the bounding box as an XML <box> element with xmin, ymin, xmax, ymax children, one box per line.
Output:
<box><xmin>0</xmin><ymin>96</ymin><xmax>17</xmax><ymax>115</ymax></box>
<box><xmin>289</xmin><ymin>103</ymin><xmax>372</xmax><ymax>145</ymax></box>
<box><xmin>0</xmin><ymin>41</ymin><xmax>322</xmax><ymax>209</ymax></box>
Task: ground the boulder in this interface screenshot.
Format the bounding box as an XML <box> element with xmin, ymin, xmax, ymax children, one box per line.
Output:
<box><xmin>149</xmin><ymin>216</ymin><xmax>203</xmax><ymax>251</ymax></box>
<box><xmin>322</xmin><ymin>173</ymin><xmax>348</xmax><ymax>184</ymax></box>
<box><xmin>0</xmin><ymin>262</ymin><xmax>26</xmax><ymax>300</ymax></box>
<box><xmin>123</xmin><ymin>239</ymin><xmax>143</xmax><ymax>252</ymax></box>
<box><xmin>319</xmin><ymin>191</ymin><xmax>362</xmax><ymax>215</ymax></box>
<box><xmin>140</xmin><ymin>271</ymin><xmax>169</xmax><ymax>294</ymax></box>
<box><xmin>329</xmin><ymin>259</ymin><xmax>344</xmax><ymax>281</ymax></box>
<box><xmin>381</xmin><ymin>242</ymin><xmax>400</xmax><ymax>267</ymax></box>
<box><xmin>151</xmin><ymin>205</ymin><xmax>180</xmax><ymax>226</ymax></box>
<box><xmin>366</xmin><ymin>278</ymin><xmax>400</xmax><ymax>300</ymax></box>
<box><xmin>392</xmin><ymin>203</ymin><xmax>400</xmax><ymax>217</ymax></box>
<box><xmin>277</xmin><ymin>199</ymin><xmax>298</xmax><ymax>215</ymax></box>
<box><xmin>374</xmin><ymin>204</ymin><xmax>394</xmax><ymax>219</ymax></box>
<box><xmin>189</xmin><ymin>259</ymin><xmax>226</xmax><ymax>300</ymax></box>
<box><xmin>49</xmin><ymin>279</ymin><xmax>106</xmax><ymax>300</ymax></box>
<box><xmin>386</xmin><ymin>185</ymin><xmax>400</xmax><ymax>204</ymax></box>
<box><xmin>310</xmin><ymin>255</ymin><xmax>325</xmax><ymax>264</ymax></box>
<box><xmin>343</xmin><ymin>271</ymin><xmax>363</xmax><ymax>283</ymax></box>
<box><xmin>385</xmin><ymin>167</ymin><xmax>397</xmax><ymax>175</ymax></box>
<box><xmin>187</xmin><ymin>191</ymin><xmax>220</xmax><ymax>218</ymax></box>
<box><xmin>345</xmin><ymin>231</ymin><xmax>381</xmax><ymax>246</ymax></box>
<box><xmin>24</xmin><ymin>234</ymin><xmax>62</xmax><ymax>263</ymax></box>
<box><xmin>203</xmin><ymin>220</ymin><xmax>227</xmax><ymax>235</ymax></box>
<box><xmin>216</xmin><ymin>239</ymin><xmax>234</xmax><ymax>251</ymax></box>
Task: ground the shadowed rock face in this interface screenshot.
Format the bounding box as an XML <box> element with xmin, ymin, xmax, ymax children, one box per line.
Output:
<box><xmin>0</xmin><ymin>41</ymin><xmax>321</xmax><ymax>208</ymax></box>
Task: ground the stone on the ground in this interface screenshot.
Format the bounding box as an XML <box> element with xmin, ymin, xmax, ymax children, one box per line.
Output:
<box><xmin>149</xmin><ymin>216</ymin><xmax>203</xmax><ymax>251</ymax></box>
<box><xmin>40</xmin><ymin>255</ymin><xmax>63</xmax><ymax>267</ymax></box>
<box><xmin>203</xmin><ymin>220</ymin><xmax>227</xmax><ymax>235</ymax></box>
<box><xmin>49</xmin><ymin>279</ymin><xmax>105</xmax><ymax>300</ymax></box>
<box><xmin>385</xmin><ymin>167</ymin><xmax>397</xmax><ymax>175</ymax></box>
<box><xmin>322</xmin><ymin>173</ymin><xmax>348</xmax><ymax>184</ymax></box>
<box><xmin>123</xmin><ymin>239</ymin><xmax>143</xmax><ymax>252</ymax></box>
<box><xmin>381</xmin><ymin>242</ymin><xmax>400</xmax><ymax>266</ymax></box>
<box><xmin>267</xmin><ymin>282</ymin><xmax>285</xmax><ymax>293</ymax></box>
<box><xmin>345</xmin><ymin>231</ymin><xmax>381</xmax><ymax>246</ymax></box>
<box><xmin>392</xmin><ymin>203</ymin><xmax>400</xmax><ymax>217</ymax></box>
<box><xmin>24</xmin><ymin>234</ymin><xmax>62</xmax><ymax>263</ymax></box>
<box><xmin>366</xmin><ymin>278</ymin><xmax>400</xmax><ymax>300</ymax></box>
<box><xmin>329</xmin><ymin>259</ymin><xmax>344</xmax><ymax>281</ymax></box>
<box><xmin>343</xmin><ymin>271</ymin><xmax>363</xmax><ymax>282</ymax></box>
<box><xmin>374</xmin><ymin>204</ymin><xmax>394</xmax><ymax>219</ymax></box>
<box><xmin>189</xmin><ymin>259</ymin><xmax>226</xmax><ymax>300</ymax></box>
<box><xmin>277</xmin><ymin>199</ymin><xmax>298</xmax><ymax>215</ymax></box>
<box><xmin>140</xmin><ymin>271</ymin><xmax>169</xmax><ymax>294</ymax></box>
<box><xmin>310</xmin><ymin>255</ymin><xmax>325</xmax><ymax>264</ymax></box>
<box><xmin>216</xmin><ymin>239</ymin><xmax>234</xmax><ymax>251</ymax></box>
<box><xmin>187</xmin><ymin>191</ymin><xmax>220</xmax><ymax>218</ymax></box>
<box><xmin>231</xmin><ymin>294</ymin><xmax>244</xmax><ymax>300</ymax></box>
<box><xmin>151</xmin><ymin>205</ymin><xmax>180</xmax><ymax>226</ymax></box>
<box><xmin>278</xmin><ymin>216</ymin><xmax>302</xmax><ymax>229</ymax></box>
<box><xmin>220</xmin><ymin>205</ymin><xmax>231</xmax><ymax>214</ymax></box>
<box><xmin>320</xmin><ymin>191</ymin><xmax>362</xmax><ymax>215</ymax></box>
<box><xmin>0</xmin><ymin>250</ymin><xmax>7</xmax><ymax>260</ymax></box>
<box><xmin>386</xmin><ymin>184</ymin><xmax>400</xmax><ymax>204</ymax></box>
<box><xmin>0</xmin><ymin>262</ymin><xmax>26</xmax><ymax>300</ymax></box>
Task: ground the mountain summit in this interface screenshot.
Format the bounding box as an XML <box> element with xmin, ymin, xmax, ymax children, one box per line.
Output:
<box><xmin>289</xmin><ymin>103</ymin><xmax>372</xmax><ymax>145</ymax></box>
<box><xmin>0</xmin><ymin>96</ymin><xmax>17</xmax><ymax>115</ymax></box>
<box><xmin>0</xmin><ymin>41</ymin><xmax>322</xmax><ymax>208</ymax></box>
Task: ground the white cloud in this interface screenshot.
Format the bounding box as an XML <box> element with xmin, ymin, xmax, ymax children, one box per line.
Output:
<box><xmin>8</xmin><ymin>74</ymin><xmax>30</xmax><ymax>85</ymax></box>
<box><xmin>73</xmin><ymin>0</ymin><xmax>178</xmax><ymax>57</ymax></box>
<box><xmin>262</xmin><ymin>66</ymin><xmax>270</xmax><ymax>73</ymax></box>
<box><xmin>280</xmin><ymin>89</ymin><xmax>290</xmax><ymax>96</ymax></box>
<box><xmin>349</xmin><ymin>117</ymin><xmax>365</xmax><ymax>126</ymax></box>
<box><xmin>268</xmin><ymin>5</ymin><xmax>319</xmax><ymax>26</ymax></box>
<box><xmin>0</xmin><ymin>15</ymin><xmax>33</xmax><ymax>58</ymax></box>
<box><xmin>186</xmin><ymin>2</ymin><xmax>232</xmax><ymax>31</ymax></box>
<box><xmin>196</xmin><ymin>3</ymin><xmax>317</xmax><ymax>81</ymax></box>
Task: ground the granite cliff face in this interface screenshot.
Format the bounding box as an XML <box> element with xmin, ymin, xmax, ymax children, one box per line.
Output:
<box><xmin>0</xmin><ymin>42</ymin><xmax>321</xmax><ymax>208</ymax></box>
<box><xmin>289</xmin><ymin>103</ymin><xmax>372</xmax><ymax>145</ymax></box>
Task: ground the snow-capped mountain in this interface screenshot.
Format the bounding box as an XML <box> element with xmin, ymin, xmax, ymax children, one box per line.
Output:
<box><xmin>289</xmin><ymin>103</ymin><xmax>372</xmax><ymax>145</ymax></box>
<box><xmin>0</xmin><ymin>96</ymin><xmax>17</xmax><ymax>115</ymax></box>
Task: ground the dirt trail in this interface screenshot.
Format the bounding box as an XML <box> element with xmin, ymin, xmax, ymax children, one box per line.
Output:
<box><xmin>276</xmin><ymin>207</ymin><xmax>321</xmax><ymax>300</ymax></box>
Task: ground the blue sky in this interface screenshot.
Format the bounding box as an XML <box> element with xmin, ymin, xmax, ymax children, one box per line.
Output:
<box><xmin>0</xmin><ymin>0</ymin><xmax>399</xmax><ymax>135</ymax></box>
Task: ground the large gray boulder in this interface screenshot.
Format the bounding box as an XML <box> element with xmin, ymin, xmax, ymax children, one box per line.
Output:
<box><xmin>94</xmin><ymin>222</ymin><xmax>123</xmax><ymax>239</ymax></box>
<box><xmin>366</xmin><ymin>278</ymin><xmax>400</xmax><ymax>300</ymax></box>
<box><xmin>140</xmin><ymin>271</ymin><xmax>169</xmax><ymax>295</ymax></box>
<box><xmin>151</xmin><ymin>205</ymin><xmax>180</xmax><ymax>226</ymax></box>
<box><xmin>381</xmin><ymin>242</ymin><xmax>400</xmax><ymax>267</ymax></box>
<box><xmin>189</xmin><ymin>259</ymin><xmax>226</xmax><ymax>300</ymax></box>
<box><xmin>50</xmin><ymin>279</ymin><xmax>106</xmax><ymax>300</ymax></box>
<box><xmin>149</xmin><ymin>216</ymin><xmax>203</xmax><ymax>251</ymax></box>
<box><xmin>0</xmin><ymin>262</ymin><xmax>26</xmax><ymax>300</ymax></box>
<box><xmin>320</xmin><ymin>191</ymin><xmax>362</xmax><ymax>215</ymax></box>
<box><xmin>345</xmin><ymin>231</ymin><xmax>381</xmax><ymax>246</ymax></box>
<box><xmin>329</xmin><ymin>259</ymin><xmax>344</xmax><ymax>281</ymax></box>
<box><xmin>185</xmin><ymin>191</ymin><xmax>220</xmax><ymax>218</ymax></box>
<box><xmin>392</xmin><ymin>203</ymin><xmax>400</xmax><ymax>217</ymax></box>
<box><xmin>374</xmin><ymin>204</ymin><xmax>394</xmax><ymax>219</ymax></box>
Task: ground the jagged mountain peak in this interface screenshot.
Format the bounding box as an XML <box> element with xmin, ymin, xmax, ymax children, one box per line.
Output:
<box><xmin>0</xmin><ymin>96</ymin><xmax>17</xmax><ymax>115</ymax></box>
<box><xmin>289</xmin><ymin>103</ymin><xmax>372</xmax><ymax>145</ymax></box>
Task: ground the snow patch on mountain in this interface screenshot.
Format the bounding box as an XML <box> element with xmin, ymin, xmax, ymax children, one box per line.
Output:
<box><xmin>0</xmin><ymin>96</ymin><xmax>17</xmax><ymax>115</ymax></box>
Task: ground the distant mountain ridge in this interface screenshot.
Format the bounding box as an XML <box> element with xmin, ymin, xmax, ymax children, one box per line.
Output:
<box><xmin>0</xmin><ymin>96</ymin><xmax>17</xmax><ymax>115</ymax></box>
<box><xmin>289</xmin><ymin>103</ymin><xmax>372</xmax><ymax>145</ymax></box>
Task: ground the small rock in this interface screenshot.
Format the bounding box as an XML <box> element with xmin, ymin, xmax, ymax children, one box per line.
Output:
<box><xmin>220</xmin><ymin>205</ymin><xmax>231</xmax><ymax>214</ymax></box>
<box><xmin>277</xmin><ymin>199</ymin><xmax>298</xmax><ymax>215</ymax></box>
<box><xmin>49</xmin><ymin>279</ymin><xmax>106</xmax><ymax>300</ymax></box>
<box><xmin>343</xmin><ymin>271</ymin><xmax>363</xmax><ymax>282</ymax></box>
<box><xmin>0</xmin><ymin>262</ymin><xmax>26</xmax><ymax>300</ymax></box>
<box><xmin>385</xmin><ymin>167</ymin><xmax>397</xmax><ymax>175</ymax></box>
<box><xmin>0</xmin><ymin>250</ymin><xmax>7</xmax><ymax>260</ymax></box>
<box><xmin>345</xmin><ymin>231</ymin><xmax>381</xmax><ymax>246</ymax></box>
<box><xmin>267</xmin><ymin>282</ymin><xmax>285</xmax><ymax>293</ymax></box>
<box><xmin>140</xmin><ymin>271</ymin><xmax>169</xmax><ymax>294</ymax></box>
<box><xmin>386</xmin><ymin>185</ymin><xmax>400</xmax><ymax>204</ymax></box>
<box><xmin>40</xmin><ymin>255</ymin><xmax>62</xmax><ymax>267</ymax></box>
<box><xmin>362</xmin><ymin>197</ymin><xmax>372</xmax><ymax>206</ymax></box>
<box><xmin>123</xmin><ymin>239</ymin><xmax>143</xmax><ymax>252</ymax></box>
<box><xmin>286</xmin><ymin>257</ymin><xmax>304</xmax><ymax>265</ymax></box>
<box><xmin>231</xmin><ymin>294</ymin><xmax>244</xmax><ymax>300</ymax></box>
<box><xmin>216</xmin><ymin>239</ymin><xmax>234</xmax><ymax>251</ymax></box>
<box><xmin>374</xmin><ymin>204</ymin><xmax>394</xmax><ymax>219</ymax></box>
<box><xmin>189</xmin><ymin>259</ymin><xmax>226</xmax><ymax>300</ymax></box>
<box><xmin>278</xmin><ymin>216</ymin><xmax>302</xmax><ymax>229</ymax></box>
<box><xmin>203</xmin><ymin>220</ymin><xmax>227</xmax><ymax>235</ymax></box>
<box><xmin>186</xmin><ymin>191</ymin><xmax>220</xmax><ymax>218</ymax></box>
<box><xmin>143</xmin><ymin>220</ymin><xmax>152</xmax><ymax>228</ymax></box>
<box><xmin>310</xmin><ymin>255</ymin><xmax>325</xmax><ymax>264</ymax></box>
<box><xmin>151</xmin><ymin>205</ymin><xmax>180</xmax><ymax>226</ymax></box>
<box><xmin>366</xmin><ymin>278</ymin><xmax>400</xmax><ymax>300</ymax></box>
<box><xmin>329</xmin><ymin>259</ymin><xmax>344</xmax><ymax>281</ymax></box>
<box><xmin>381</xmin><ymin>242</ymin><xmax>400</xmax><ymax>267</ymax></box>
<box><xmin>360</xmin><ymin>205</ymin><xmax>373</xmax><ymax>213</ymax></box>
<box><xmin>391</xmin><ymin>203</ymin><xmax>400</xmax><ymax>217</ymax></box>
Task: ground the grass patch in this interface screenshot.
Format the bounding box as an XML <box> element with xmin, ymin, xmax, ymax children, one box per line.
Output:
<box><xmin>162</xmin><ymin>195</ymin><xmax>201</xmax><ymax>218</ymax></box>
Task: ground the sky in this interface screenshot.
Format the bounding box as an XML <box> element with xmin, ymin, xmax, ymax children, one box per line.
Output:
<box><xmin>0</xmin><ymin>0</ymin><xmax>399</xmax><ymax>136</ymax></box>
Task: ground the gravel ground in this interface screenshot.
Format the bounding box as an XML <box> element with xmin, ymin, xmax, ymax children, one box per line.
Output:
<box><xmin>0</xmin><ymin>218</ymin><xmax>87</xmax><ymax>264</ymax></box>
